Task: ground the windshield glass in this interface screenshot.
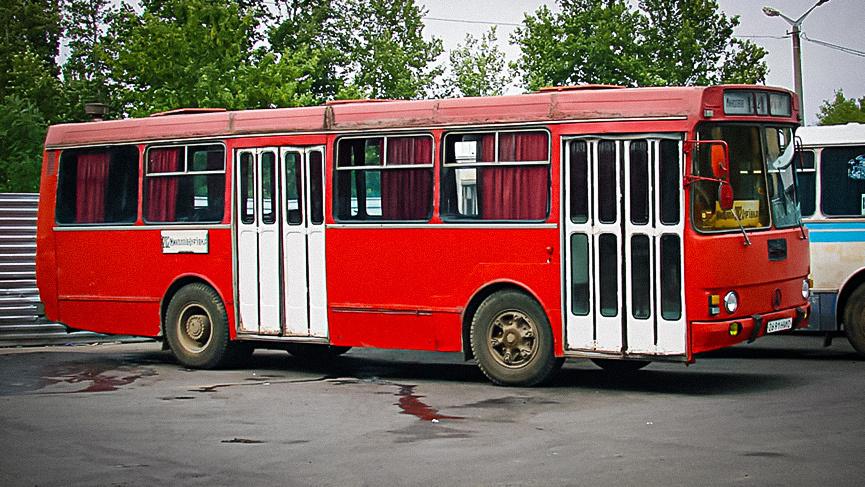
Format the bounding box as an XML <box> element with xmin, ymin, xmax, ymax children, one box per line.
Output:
<box><xmin>764</xmin><ymin>126</ymin><xmax>800</xmax><ymax>228</ymax></box>
<box><xmin>692</xmin><ymin>124</ymin><xmax>802</xmax><ymax>232</ymax></box>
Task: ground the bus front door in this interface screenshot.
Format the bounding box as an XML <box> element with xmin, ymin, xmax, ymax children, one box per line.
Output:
<box><xmin>235</xmin><ymin>146</ymin><xmax>328</xmax><ymax>338</ymax></box>
<box><xmin>563</xmin><ymin>137</ymin><xmax>686</xmax><ymax>357</ymax></box>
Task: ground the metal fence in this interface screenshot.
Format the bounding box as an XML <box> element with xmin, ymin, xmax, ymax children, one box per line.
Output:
<box><xmin>0</xmin><ymin>193</ymin><xmax>142</xmax><ymax>347</ymax></box>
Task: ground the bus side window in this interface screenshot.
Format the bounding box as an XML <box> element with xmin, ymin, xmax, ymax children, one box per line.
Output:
<box><xmin>335</xmin><ymin>135</ymin><xmax>433</xmax><ymax>222</ymax></box>
<box><xmin>821</xmin><ymin>146</ymin><xmax>865</xmax><ymax>216</ymax></box>
<box><xmin>56</xmin><ymin>146</ymin><xmax>139</xmax><ymax>225</ymax></box>
<box><xmin>144</xmin><ymin>144</ymin><xmax>225</xmax><ymax>223</ymax></box>
<box><xmin>796</xmin><ymin>150</ymin><xmax>816</xmax><ymax>217</ymax></box>
<box><xmin>442</xmin><ymin>130</ymin><xmax>550</xmax><ymax>221</ymax></box>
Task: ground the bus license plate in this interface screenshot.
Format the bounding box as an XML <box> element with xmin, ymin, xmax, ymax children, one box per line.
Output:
<box><xmin>766</xmin><ymin>317</ymin><xmax>793</xmax><ymax>334</ymax></box>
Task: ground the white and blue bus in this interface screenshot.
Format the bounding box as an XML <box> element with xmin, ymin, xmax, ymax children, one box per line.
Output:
<box><xmin>797</xmin><ymin>123</ymin><xmax>865</xmax><ymax>355</ymax></box>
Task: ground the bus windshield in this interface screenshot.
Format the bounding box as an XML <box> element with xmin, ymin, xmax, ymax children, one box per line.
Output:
<box><xmin>693</xmin><ymin>124</ymin><xmax>801</xmax><ymax>231</ymax></box>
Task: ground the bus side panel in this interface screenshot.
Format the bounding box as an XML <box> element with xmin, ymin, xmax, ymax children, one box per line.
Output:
<box><xmin>36</xmin><ymin>151</ymin><xmax>60</xmax><ymax>320</ymax></box>
<box><xmin>52</xmin><ymin>228</ymin><xmax>234</xmax><ymax>337</ymax></box>
<box><xmin>325</xmin><ymin>227</ymin><xmax>563</xmax><ymax>354</ymax></box>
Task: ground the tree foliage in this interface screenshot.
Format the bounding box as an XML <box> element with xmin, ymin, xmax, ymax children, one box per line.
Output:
<box><xmin>512</xmin><ymin>0</ymin><xmax>768</xmax><ymax>90</ymax></box>
<box><xmin>61</xmin><ymin>0</ymin><xmax>115</xmax><ymax>121</ymax></box>
<box><xmin>817</xmin><ymin>89</ymin><xmax>865</xmax><ymax>126</ymax></box>
<box><xmin>341</xmin><ymin>0</ymin><xmax>443</xmax><ymax>99</ymax></box>
<box><xmin>444</xmin><ymin>27</ymin><xmax>508</xmax><ymax>98</ymax></box>
<box><xmin>104</xmin><ymin>0</ymin><xmax>317</xmax><ymax>116</ymax></box>
<box><xmin>0</xmin><ymin>0</ymin><xmax>62</xmax><ymax>98</ymax></box>
<box><xmin>0</xmin><ymin>96</ymin><xmax>46</xmax><ymax>192</ymax></box>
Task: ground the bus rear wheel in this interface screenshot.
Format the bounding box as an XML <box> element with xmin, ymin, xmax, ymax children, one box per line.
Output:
<box><xmin>844</xmin><ymin>285</ymin><xmax>865</xmax><ymax>357</ymax></box>
<box><xmin>470</xmin><ymin>291</ymin><xmax>559</xmax><ymax>386</ymax></box>
<box><xmin>165</xmin><ymin>283</ymin><xmax>246</xmax><ymax>369</ymax></box>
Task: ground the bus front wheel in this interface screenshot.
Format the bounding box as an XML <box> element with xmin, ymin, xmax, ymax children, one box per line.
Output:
<box><xmin>470</xmin><ymin>291</ymin><xmax>560</xmax><ymax>386</ymax></box>
<box><xmin>844</xmin><ymin>285</ymin><xmax>865</xmax><ymax>357</ymax></box>
<box><xmin>165</xmin><ymin>283</ymin><xmax>247</xmax><ymax>369</ymax></box>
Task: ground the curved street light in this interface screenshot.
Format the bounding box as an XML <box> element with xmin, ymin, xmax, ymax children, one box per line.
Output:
<box><xmin>763</xmin><ymin>0</ymin><xmax>832</xmax><ymax>124</ymax></box>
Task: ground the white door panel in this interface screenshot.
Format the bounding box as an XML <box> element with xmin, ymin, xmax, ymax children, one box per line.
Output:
<box><xmin>258</xmin><ymin>149</ymin><xmax>281</xmax><ymax>335</ymax></box>
<box><xmin>236</xmin><ymin>150</ymin><xmax>259</xmax><ymax>333</ymax></box>
<box><xmin>564</xmin><ymin>136</ymin><xmax>686</xmax><ymax>356</ymax></box>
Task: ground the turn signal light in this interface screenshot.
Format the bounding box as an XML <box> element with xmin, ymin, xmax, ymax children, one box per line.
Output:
<box><xmin>709</xmin><ymin>294</ymin><xmax>720</xmax><ymax>315</ymax></box>
<box><xmin>729</xmin><ymin>322</ymin><xmax>743</xmax><ymax>336</ymax></box>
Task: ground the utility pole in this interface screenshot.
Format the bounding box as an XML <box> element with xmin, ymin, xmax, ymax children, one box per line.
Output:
<box><xmin>763</xmin><ymin>0</ymin><xmax>832</xmax><ymax>124</ymax></box>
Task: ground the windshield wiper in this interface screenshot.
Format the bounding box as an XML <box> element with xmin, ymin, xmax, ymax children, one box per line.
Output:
<box><xmin>729</xmin><ymin>206</ymin><xmax>752</xmax><ymax>246</ymax></box>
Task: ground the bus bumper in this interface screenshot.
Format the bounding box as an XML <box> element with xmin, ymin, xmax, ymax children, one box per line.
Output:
<box><xmin>691</xmin><ymin>304</ymin><xmax>809</xmax><ymax>355</ymax></box>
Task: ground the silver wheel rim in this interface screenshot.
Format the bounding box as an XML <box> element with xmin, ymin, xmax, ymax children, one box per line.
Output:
<box><xmin>487</xmin><ymin>310</ymin><xmax>539</xmax><ymax>369</ymax></box>
<box><xmin>177</xmin><ymin>303</ymin><xmax>213</xmax><ymax>354</ymax></box>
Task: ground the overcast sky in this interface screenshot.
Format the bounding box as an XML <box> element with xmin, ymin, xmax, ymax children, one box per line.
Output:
<box><xmin>419</xmin><ymin>0</ymin><xmax>865</xmax><ymax>125</ymax></box>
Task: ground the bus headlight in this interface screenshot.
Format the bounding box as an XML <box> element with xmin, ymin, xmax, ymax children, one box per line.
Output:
<box><xmin>802</xmin><ymin>279</ymin><xmax>810</xmax><ymax>300</ymax></box>
<box><xmin>724</xmin><ymin>291</ymin><xmax>739</xmax><ymax>314</ymax></box>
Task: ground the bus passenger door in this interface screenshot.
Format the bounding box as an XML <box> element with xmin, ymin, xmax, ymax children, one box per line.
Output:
<box><xmin>281</xmin><ymin>147</ymin><xmax>328</xmax><ymax>338</ymax></box>
<box><xmin>235</xmin><ymin>148</ymin><xmax>281</xmax><ymax>335</ymax></box>
<box><xmin>563</xmin><ymin>137</ymin><xmax>685</xmax><ymax>357</ymax></box>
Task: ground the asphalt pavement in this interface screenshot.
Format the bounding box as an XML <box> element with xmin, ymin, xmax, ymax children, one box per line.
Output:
<box><xmin>0</xmin><ymin>335</ymin><xmax>862</xmax><ymax>486</ymax></box>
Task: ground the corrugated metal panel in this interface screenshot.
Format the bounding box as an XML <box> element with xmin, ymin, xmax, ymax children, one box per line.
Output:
<box><xmin>0</xmin><ymin>193</ymin><xmax>148</xmax><ymax>347</ymax></box>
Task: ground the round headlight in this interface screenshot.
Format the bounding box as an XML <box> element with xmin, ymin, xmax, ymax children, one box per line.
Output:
<box><xmin>802</xmin><ymin>279</ymin><xmax>810</xmax><ymax>299</ymax></box>
<box><xmin>724</xmin><ymin>291</ymin><xmax>739</xmax><ymax>314</ymax></box>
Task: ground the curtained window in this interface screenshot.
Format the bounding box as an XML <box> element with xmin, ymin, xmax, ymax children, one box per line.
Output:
<box><xmin>144</xmin><ymin>144</ymin><xmax>225</xmax><ymax>223</ymax></box>
<box><xmin>56</xmin><ymin>146</ymin><xmax>139</xmax><ymax>225</ymax></box>
<box><xmin>442</xmin><ymin>130</ymin><xmax>549</xmax><ymax>221</ymax></box>
<box><xmin>335</xmin><ymin>135</ymin><xmax>433</xmax><ymax>221</ymax></box>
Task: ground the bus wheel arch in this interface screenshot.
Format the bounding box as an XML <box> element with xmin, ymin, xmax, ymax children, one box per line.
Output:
<box><xmin>162</xmin><ymin>280</ymin><xmax>251</xmax><ymax>368</ymax></box>
<box><xmin>463</xmin><ymin>284</ymin><xmax>561</xmax><ymax>386</ymax></box>
<box><xmin>837</xmin><ymin>268</ymin><xmax>865</xmax><ymax>356</ymax></box>
<box><xmin>461</xmin><ymin>282</ymin><xmax>543</xmax><ymax>361</ymax></box>
<box><xmin>160</xmin><ymin>275</ymin><xmax>226</xmax><ymax>337</ymax></box>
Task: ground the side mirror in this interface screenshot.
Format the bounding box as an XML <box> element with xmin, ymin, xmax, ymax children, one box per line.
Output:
<box><xmin>711</xmin><ymin>144</ymin><xmax>729</xmax><ymax>180</ymax></box>
<box><xmin>718</xmin><ymin>183</ymin><xmax>734</xmax><ymax>211</ymax></box>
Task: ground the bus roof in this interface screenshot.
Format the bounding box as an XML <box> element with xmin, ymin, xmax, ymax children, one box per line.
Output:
<box><xmin>44</xmin><ymin>85</ymin><xmax>792</xmax><ymax>149</ymax></box>
<box><xmin>796</xmin><ymin>123</ymin><xmax>865</xmax><ymax>147</ymax></box>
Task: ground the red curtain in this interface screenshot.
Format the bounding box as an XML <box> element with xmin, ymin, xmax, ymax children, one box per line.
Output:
<box><xmin>480</xmin><ymin>132</ymin><xmax>548</xmax><ymax>220</ymax></box>
<box><xmin>382</xmin><ymin>137</ymin><xmax>433</xmax><ymax>220</ymax></box>
<box><xmin>75</xmin><ymin>152</ymin><xmax>110</xmax><ymax>223</ymax></box>
<box><xmin>145</xmin><ymin>148</ymin><xmax>181</xmax><ymax>221</ymax></box>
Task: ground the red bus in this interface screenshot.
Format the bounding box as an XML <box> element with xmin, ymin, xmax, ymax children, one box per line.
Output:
<box><xmin>36</xmin><ymin>85</ymin><xmax>811</xmax><ymax>386</ymax></box>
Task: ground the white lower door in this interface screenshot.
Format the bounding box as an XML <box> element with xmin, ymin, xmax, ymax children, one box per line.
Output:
<box><xmin>236</xmin><ymin>148</ymin><xmax>280</xmax><ymax>335</ymax></box>
<box><xmin>563</xmin><ymin>136</ymin><xmax>686</xmax><ymax>356</ymax></box>
<box><xmin>280</xmin><ymin>146</ymin><xmax>328</xmax><ymax>337</ymax></box>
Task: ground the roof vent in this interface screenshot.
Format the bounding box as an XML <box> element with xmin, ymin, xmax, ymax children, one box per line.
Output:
<box><xmin>84</xmin><ymin>102</ymin><xmax>109</xmax><ymax>121</ymax></box>
<box><xmin>149</xmin><ymin>107</ymin><xmax>227</xmax><ymax>117</ymax></box>
<box><xmin>536</xmin><ymin>84</ymin><xmax>625</xmax><ymax>93</ymax></box>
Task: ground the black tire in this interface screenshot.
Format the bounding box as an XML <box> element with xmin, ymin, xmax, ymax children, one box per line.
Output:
<box><xmin>591</xmin><ymin>358</ymin><xmax>650</xmax><ymax>373</ymax></box>
<box><xmin>844</xmin><ymin>284</ymin><xmax>865</xmax><ymax>357</ymax></box>
<box><xmin>285</xmin><ymin>344</ymin><xmax>351</xmax><ymax>361</ymax></box>
<box><xmin>164</xmin><ymin>283</ymin><xmax>246</xmax><ymax>369</ymax></box>
<box><xmin>470</xmin><ymin>290</ymin><xmax>558</xmax><ymax>386</ymax></box>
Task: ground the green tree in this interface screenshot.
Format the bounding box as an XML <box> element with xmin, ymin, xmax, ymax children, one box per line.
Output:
<box><xmin>0</xmin><ymin>0</ymin><xmax>62</xmax><ymax>98</ymax></box>
<box><xmin>268</xmin><ymin>0</ymin><xmax>348</xmax><ymax>101</ymax></box>
<box><xmin>343</xmin><ymin>0</ymin><xmax>443</xmax><ymax>99</ymax></box>
<box><xmin>104</xmin><ymin>0</ymin><xmax>317</xmax><ymax>117</ymax></box>
<box><xmin>817</xmin><ymin>89</ymin><xmax>865</xmax><ymax>126</ymax></box>
<box><xmin>511</xmin><ymin>0</ymin><xmax>768</xmax><ymax>90</ymax></box>
<box><xmin>444</xmin><ymin>27</ymin><xmax>508</xmax><ymax>97</ymax></box>
<box><xmin>61</xmin><ymin>0</ymin><xmax>115</xmax><ymax>121</ymax></box>
<box><xmin>0</xmin><ymin>96</ymin><xmax>47</xmax><ymax>192</ymax></box>
<box><xmin>640</xmin><ymin>0</ymin><xmax>767</xmax><ymax>85</ymax></box>
<box><xmin>511</xmin><ymin>1</ymin><xmax>646</xmax><ymax>90</ymax></box>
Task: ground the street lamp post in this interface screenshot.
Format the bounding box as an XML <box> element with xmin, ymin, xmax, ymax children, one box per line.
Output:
<box><xmin>763</xmin><ymin>0</ymin><xmax>831</xmax><ymax>124</ymax></box>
